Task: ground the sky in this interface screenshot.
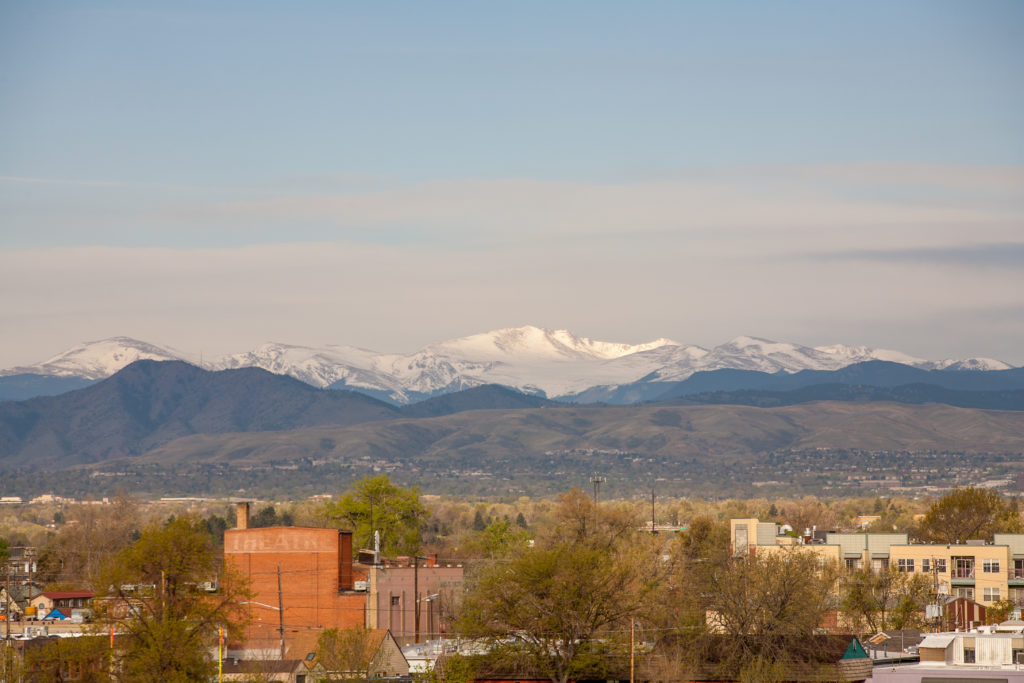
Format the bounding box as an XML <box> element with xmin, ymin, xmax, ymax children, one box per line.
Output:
<box><xmin>2</xmin><ymin>1</ymin><xmax>1023</xmax><ymax>367</ymax></box>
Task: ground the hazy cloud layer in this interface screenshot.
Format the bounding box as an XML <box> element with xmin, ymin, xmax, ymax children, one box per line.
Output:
<box><xmin>2</xmin><ymin>163</ymin><xmax>1022</xmax><ymax>367</ymax></box>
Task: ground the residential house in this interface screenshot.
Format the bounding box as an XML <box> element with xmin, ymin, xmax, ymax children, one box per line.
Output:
<box><xmin>1</xmin><ymin>583</ymin><xmax>43</xmax><ymax>621</ymax></box>
<box><xmin>868</xmin><ymin>630</ymin><xmax>1024</xmax><ymax>683</ymax></box>
<box><xmin>220</xmin><ymin>658</ymin><xmax>324</xmax><ymax>683</ymax></box>
<box><xmin>4</xmin><ymin>546</ymin><xmax>38</xmax><ymax>584</ymax></box>
<box><xmin>285</xmin><ymin>627</ymin><xmax>409</xmax><ymax>679</ymax></box>
<box><xmin>28</xmin><ymin>590</ymin><xmax>93</xmax><ymax>620</ymax></box>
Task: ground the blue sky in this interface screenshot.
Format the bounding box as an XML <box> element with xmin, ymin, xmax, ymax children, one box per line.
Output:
<box><xmin>1</xmin><ymin>1</ymin><xmax>1023</xmax><ymax>365</ymax></box>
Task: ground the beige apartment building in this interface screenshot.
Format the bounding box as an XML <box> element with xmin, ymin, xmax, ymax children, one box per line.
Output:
<box><xmin>730</xmin><ymin>519</ymin><xmax>1024</xmax><ymax>607</ymax></box>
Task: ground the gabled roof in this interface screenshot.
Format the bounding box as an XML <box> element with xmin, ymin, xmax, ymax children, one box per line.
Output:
<box><xmin>38</xmin><ymin>590</ymin><xmax>94</xmax><ymax>600</ymax></box>
<box><xmin>284</xmin><ymin>627</ymin><xmax>401</xmax><ymax>672</ymax></box>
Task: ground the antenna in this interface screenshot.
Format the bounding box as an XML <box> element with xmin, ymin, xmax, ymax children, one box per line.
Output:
<box><xmin>590</xmin><ymin>475</ymin><xmax>606</xmax><ymax>535</ymax></box>
<box><xmin>590</xmin><ymin>475</ymin><xmax>606</xmax><ymax>506</ymax></box>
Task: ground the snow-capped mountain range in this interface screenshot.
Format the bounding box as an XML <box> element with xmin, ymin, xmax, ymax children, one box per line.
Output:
<box><xmin>0</xmin><ymin>327</ymin><xmax>1013</xmax><ymax>404</ymax></box>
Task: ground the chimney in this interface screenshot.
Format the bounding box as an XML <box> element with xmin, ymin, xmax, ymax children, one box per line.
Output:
<box><xmin>339</xmin><ymin>530</ymin><xmax>353</xmax><ymax>591</ymax></box>
<box><xmin>235</xmin><ymin>502</ymin><xmax>250</xmax><ymax>530</ymax></box>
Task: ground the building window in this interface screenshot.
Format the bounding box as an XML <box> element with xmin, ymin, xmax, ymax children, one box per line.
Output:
<box><xmin>963</xmin><ymin>647</ymin><xmax>976</xmax><ymax>663</ymax></box>
<box><xmin>897</xmin><ymin>558</ymin><xmax>915</xmax><ymax>572</ymax></box>
<box><xmin>921</xmin><ymin>558</ymin><xmax>930</xmax><ymax>573</ymax></box>
<box><xmin>390</xmin><ymin>596</ymin><xmax>400</xmax><ymax>606</ymax></box>
<box><xmin>956</xmin><ymin>587</ymin><xmax>974</xmax><ymax>600</ymax></box>
<box><xmin>983</xmin><ymin>587</ymin><xmax>1001</xmax><ymax>602</ymax></box>
<box><xmin>935</xmin><ymin>558</ymin><xmax>947</xmax><ymax>573</ymax></box>
<box><xmin>983</xmin><ymin>559</ymin><xmax>1001</xmax><ymax>573</ymax></box>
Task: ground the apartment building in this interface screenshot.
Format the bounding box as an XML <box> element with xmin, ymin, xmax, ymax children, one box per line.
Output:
<box><xmin>730</xmin><ymin>518</ymin><xmax>1024</xmax><ymax>607</ymax></box>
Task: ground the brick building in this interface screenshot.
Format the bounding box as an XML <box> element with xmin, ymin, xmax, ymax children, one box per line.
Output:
<box><xmin>366</xmin><ymin>557</ymin><xmax>464</xmax><ymax>645</ymax></box>
<box><xmin>224</xmin><ymin>503</ymin><xmax>367</xmax><ymax>653</ymax></box>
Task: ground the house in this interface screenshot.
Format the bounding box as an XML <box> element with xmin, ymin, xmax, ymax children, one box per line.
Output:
<box><xmin>681</xmin><ymin>634</ymin><xmax>872</xmax><ymax>682</ymax></box>
<box><xmin>3</xmin><ymin>546</ymin><xmax>38</xmax><ymax>584</ymax></box>
<box><xmin>28</xmin><ymin>591</ymin><xmax>93</xmax><ymax>620</ymax></box>
<box><xmin>0</xmin><ymin>583</ymin><xmax>42</xmax><ymax>620</ymax></box>
<box><xmin>224</xmin><ymin>502</ymin><xmax>368</xmax><ymax>655</ymax></box>
<box><xmin>220</xmin><ymin>657</ymin><xmax>325</xmax><ymax>683</ymax></box>
<box><xmin>284</xmin><ymin>627</ymin><xmax>409</xmax><ymax>679</ymax></box>
<box><xmin>864</xmin><ymin>628</ymin><xmax>1024</xmax><ymax>681</ymax></box>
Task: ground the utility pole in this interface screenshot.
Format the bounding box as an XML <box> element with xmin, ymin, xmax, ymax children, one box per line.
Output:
<box><xmin>629</xmin><ymin>620</ymin><xmax>635</xmax><ymax>683</ymax></box>
<box><xmin>413</xmin><ymin>556</ymin><xmax>420</xmax><ymax>644</ymax></box>
<box><xmin>4</xmin><ymin>565</ymin><xmax>10</xmax><ymax>641</ymax></box>
<box><xmin>277</xmin><ymin>564</ymin><xmax>285</xmax><ymax>659</ymax></box>
<box><xmin>651</xmin><ymin>484</ymin><xmax>656</xmax><ymax>533</ymax></box>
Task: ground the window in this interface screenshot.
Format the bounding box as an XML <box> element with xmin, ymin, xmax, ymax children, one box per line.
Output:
<box><xmin>983</xmin><ymin>587</ymin><xmax>1001</xmax><ymax>602</ymax></box>
<box><xmin>956</xmin><ymin>587</ymin><xmax>974</xmax><ymax>600</ymax></box>
<box><xmin>390</xmin><ymin>596</ymin><xmax>401</xmax><ymax>606</ymax></box>
<box><xmin>897</xmin><ymin>558</ymin><xmax>915</xmax><ymax>572</ymax></box>
<box><xmin>921</xmin><ymin>558</ymin><xmax>930</xmax><ymax>573</ymax></box>
<box><xmin>935</xmin><ymin>558</ymin><xmax>947</xmax><ymax>573</ymax></box>
<box><xmin>963</xmin><ymin>647</ymin><xmax>976</xmax><ymax>663</ymax></box>
<box><xmin>983</xmin><ymin>559</ymin><xmax>1000</xmax><ymax>573</ymax></box>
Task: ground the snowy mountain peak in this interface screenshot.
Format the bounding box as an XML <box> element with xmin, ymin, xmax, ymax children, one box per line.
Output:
<box><xmin>0</xmin><ymin>329</ymin><xmax>1015</xmax><ymax>403</ymax></box>
<box><xmin>428</xmin><ymin>325</ymin><xmax>679</xmax><ymax>361</ymax></box>
<box><xmin>0</xmin><ymin>337</ymin><xmax>189</xmax><ymax>380</ymax></box>
<box><xmin>934</xmin><ymin>357</ymin><xmax>1013</xmax><ymax>372</ymax></box>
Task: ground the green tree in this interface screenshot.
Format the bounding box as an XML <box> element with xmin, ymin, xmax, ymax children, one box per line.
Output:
<box><xmin>250</xmin><ymin>505</ymin><xmax>294</xmax><ymax>528</ymax></box>
<box><xmin>18</xmin><ymin>634</ymin><xmax>112</xmax><ymax>682</ymax></box>
<box><xmin>459</xmin><ymin>491</ymin><xmax>657</xmax><ymax>683</ymax></box>
<box><xmin>315</xmin><ymin>626</ymin><xmax>378</xmax><ymax>680</ymax></box>
<box><xmin>471</xmin><ymin>509</ymin><xmax>487</xmax><ymax>532</ymax></box>
<box><xmin>918</xmin><ymin>487</ymin><xmax>1024</xmax><ymax>543</ymax></box>
<box><xmin>840</xmin><ymin>566</ymin><xmax>932</xmax><ymax>634</ymax></box>
<box><xmin>460</xmin><ymin>518</ymin><xmax>531</xmax><ymax>560</ymax></box>
<box><xmin>325</xmin><ymin>475</ymin><xmax>427</xmax><ymax>556</ymax></box>
<box><xmin>677</xmin><ymin>516</ymin><xmax>730</xmax><ymax>566</ymax></box>
<box><xmin>682</xmin><ymin>548</ymin><xmax>839</xmax><ymax>678</ymax></box>
<box><xmin>985</xmin><ymin>598</ymin><xmax>1017</xmax><ymax>624</ymax></box>
<box><xmin>95</xmin><ymin>516</ymin><xmax>250</xmax><ymax>683</ymax></box>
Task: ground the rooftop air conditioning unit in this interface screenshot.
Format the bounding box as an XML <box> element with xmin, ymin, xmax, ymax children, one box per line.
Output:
<box><xmin>353</xmin><ymin>580</ymin><xmax>368</xmax><ymax>592</ymax></box>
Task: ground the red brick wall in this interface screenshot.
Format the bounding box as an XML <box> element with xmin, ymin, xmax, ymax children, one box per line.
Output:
<box><xmin>225</xmin><ymin>527</ymin><xmax>365</xmax><ymax>648</ymax></box>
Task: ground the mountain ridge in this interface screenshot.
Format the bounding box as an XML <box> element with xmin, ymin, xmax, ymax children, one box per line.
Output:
<box><xmin>1</xmin><ymin>326</ymin><xmax>1013</xmax><ymax>404</ymax></box>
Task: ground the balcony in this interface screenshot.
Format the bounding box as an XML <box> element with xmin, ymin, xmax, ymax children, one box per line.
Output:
<box><xmin>951</xmin><ymin>567</ymin><xmax>975</xmax><ymax>585</ymax></box>
<box><xmin>1010</xmin><ymin>567</ymin><xmax>1024</xmax><ymax>586</ymax></box>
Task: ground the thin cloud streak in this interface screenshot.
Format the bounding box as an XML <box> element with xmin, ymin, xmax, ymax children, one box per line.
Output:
<box><xmin>807</xmin><ymin>242</ymin><xmax>1024</xmax><ymax>268</ymax></box>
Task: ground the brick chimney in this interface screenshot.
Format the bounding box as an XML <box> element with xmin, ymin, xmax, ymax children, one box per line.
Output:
<box><xmin>339</xmin><ymin>530</ymin><xmax>353</xmax><ymax>591</ymax></box>
<box><xmin>235</xmin><ymin>502</ymin><xmax>250</xmax><ymax>530</ymax></box>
